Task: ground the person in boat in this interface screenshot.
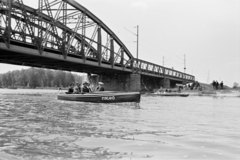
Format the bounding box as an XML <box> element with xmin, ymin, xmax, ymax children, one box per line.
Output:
<box><xmin>96</xmin><ymin>82</ymin><xmax>105</xmax><ymax>91</ymax></box>
<box><xmin>87</xmin><ymin>82</ymin><xmax>93</xmax><ymax>93</ymax></box>
<box><xmin>156</xmin><ymin>87</ymin><xmax>164</xmax><ymax>93</ymax></box>
<box><xmin>67</xmin><ymin>83</ymin><xmax>74</xmax><ymax>94</ymax></box>
<box><xmin>81</xmin><ymin>81</ymin><xmax>91</xmax><ymax>93</ymax></box>
<box><xmin>73</xmin><ymin>83</ymin><xmax>81</xmax><ymax>94</ymax></box>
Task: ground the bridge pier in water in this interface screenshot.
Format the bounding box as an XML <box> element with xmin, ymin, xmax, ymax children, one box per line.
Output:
<box><xmin>90</xmin><ymin>73</ymin><xmax>141</xmax><ymax>92</ymax></box>
<box><xmin>141</xmin><ymin>76</ymin><xmax>170</xmax><ymax>92</ymax></box>
<box><xmin>90</xmin><ymin>74</ymin><xmax>183</xmax><ymax>92</ymax></box>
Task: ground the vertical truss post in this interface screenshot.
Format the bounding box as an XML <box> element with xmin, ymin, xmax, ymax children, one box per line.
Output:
<box><xmin>163</xmin><ymin>68</ymin><xmax>166</xmax><ymax>80</ymax></box>
<box><xmin>17</xmin><ymin>0</ymin><xmax>36</xmax><ymax>47</ymax></box>
<box><xmin>85</xmin><ymin>25</ymin><xmax>97</xmax><ymax>57</ymax></box>
<box><xmin>37</xmin><ymin>0</ymin><xmax>43</xmax><ymax>53</ymax></box>
<box><xmin>23</xmin><ymin>23</ymin><xmax>26</xmax><ymax>42</ymax></box>
<box><xmin>97</xmin><ymin>26</ymin><xmax>102</xmax><ymax>66</ymax></box>
<box><xmin>81</xmin><ymin>13</ymin><xmax>86</xmax><ymax>61</ymax></box>
<box><xmin>41</xmin><ymin>0</ymin><xmax>62</xmax><ymax>53</ymax></box>
<box><xmin>120</xmin><ymin>49</ymin><xmax>124</xmax><ymax>67</ymax></box>
<box><xmin>3</xmin><ymin>0</ymin><xmax>12</xmax><ymax>48</ymax></box>
<box><xmin>152</xmin><ymin>65</ymin><xmax>155</xmax><ymax>74</ymax></box>
<box><xmin>138</xmin><ymin>61</ymin><xmax>142</xmax><ymax>72</ymax></box>
<box><xmin>62</xmin><ymin>1</ymin><xmax>67</xmax><ymax>58</ymax></box>
<box><xmin>7</xmin><ymin>0</ymin><xmax>12</xmax><ymax>47</ymax></box>
<box><xmin>110</xmin><ymin>38</ymin><xmax>114</xmax><ymax>68</ymax></box>
<box><xmin>157</xmin><ymin>66</ymin><xmax>161</xmax><ymax>76</ymax></box>
<box><xmin>0</xmin><ymin>2</ymin><xmax>2</xmax><ymax>34</ymax></box>
<box><xmin>65</xmin><ymin>14</ymin><xmax>82</xmax><ymax>58</ymax></box>
<box><xmin>0</xmin><ymin>6</ymin><xmax>1</xmax><ymax>40</ymax></box>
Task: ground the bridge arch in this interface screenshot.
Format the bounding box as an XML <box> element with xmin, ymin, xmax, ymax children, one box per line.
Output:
<box><xmin>0</xmin><ymin>0</ymin><xmax>195</xmax><ymax>83</ymax></box>
<box><xmin>0</xmin><ymin>0</ymin><xmax>134</xmax><ymax>74</ymax></box>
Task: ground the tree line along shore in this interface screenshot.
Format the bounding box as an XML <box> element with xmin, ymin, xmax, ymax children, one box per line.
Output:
<box><xmin>0</xmin><ymin>68</ymin><xmax>84</xmax><ymax>89</ymax></box>
<box><xmin>0</xmin><ymin>67</ymin><xmax>239</xmax><ymax>90</ymax></box>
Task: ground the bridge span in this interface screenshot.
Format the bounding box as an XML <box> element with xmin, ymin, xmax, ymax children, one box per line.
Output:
<box><xmin>0</xmin><ymin>0</ymin><xmax>195</xmax><ymax>91</ymax></box>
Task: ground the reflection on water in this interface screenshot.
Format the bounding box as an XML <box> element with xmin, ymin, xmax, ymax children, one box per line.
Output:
<box><xmin>0</xmin><ymin>89</ymin><xmax>240</xmax><ymax>160</ymax></box>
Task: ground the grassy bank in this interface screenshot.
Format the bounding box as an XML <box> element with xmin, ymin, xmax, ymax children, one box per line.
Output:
<box><xmin>199</xmin><ymin>82</ymin><xmax>231</xmax><ymax>90</ymax></box>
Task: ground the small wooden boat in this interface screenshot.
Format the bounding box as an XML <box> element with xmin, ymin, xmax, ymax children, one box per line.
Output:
<box><xmin>7</xmin><ymin>86</ymin><xmax>17</xmax><ymax>89</ymax></box>
<box><xmin>57</xmin><ymin>92</ymin><xmax>141</xmax><ymax>103</ymax></box>
<box><xmin>199</xmin><ymin>91</ymin><xmax>217</xmax><ymax>95</ymax></box>
<box><xmin>154</xmin><ymin>93</ymin><xmax>189</xmax><ymax>97</ymax></box>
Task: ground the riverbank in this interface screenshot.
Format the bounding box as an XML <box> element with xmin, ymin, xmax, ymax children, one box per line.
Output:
<box><xmin>181</xmin><ymin>88</ymin><xmax>240</xmax><ymax>97</ymax></box>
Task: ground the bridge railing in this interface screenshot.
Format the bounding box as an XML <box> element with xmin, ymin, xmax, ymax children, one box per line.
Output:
<box><xmin>133</xmin><ymin>59</ymin><xmax>195</xmax><ymax>82</ymax></box>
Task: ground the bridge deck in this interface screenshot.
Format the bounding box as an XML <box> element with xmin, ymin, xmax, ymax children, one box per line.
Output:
<box><xmin>0</xmin><ymin>41</ymin><xmax>132</xmax><ymax>74</ymax></box>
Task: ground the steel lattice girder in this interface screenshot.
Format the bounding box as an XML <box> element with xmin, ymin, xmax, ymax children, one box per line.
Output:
<box><xmin>0</xmin><ymin>0</ymin><xmax>133</xmax><ymax>68</ymax></box>
<box><xmin>0</xmin><ymin>0</ymin><xmax>195</xmax><ymax>82</ymax></box>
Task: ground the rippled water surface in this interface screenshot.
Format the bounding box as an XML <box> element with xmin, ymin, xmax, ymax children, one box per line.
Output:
<box><xmin>0</xmin><ymin>89</ymin><xmax>240</xmax><ymax>160</ymax></box>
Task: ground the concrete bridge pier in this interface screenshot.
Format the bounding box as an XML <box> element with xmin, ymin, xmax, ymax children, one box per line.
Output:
<box><xmin>141</xmin><ymin>76</ymin><xmax>170</xmax><ymax>92</ymax></box>
<box><xmin>90</xmin><ymin>74</ymin><xmax>182</xmax><ymax>92</ymax></box>
<box><xmin>161</xmin><ymin>78</ymin><xmax>171</xmax><ymax>88</ymax></box>
<box><xmin>90</xmin><ymin>73</ymin><xmax>141</xmax><ymax>92</ymax></box>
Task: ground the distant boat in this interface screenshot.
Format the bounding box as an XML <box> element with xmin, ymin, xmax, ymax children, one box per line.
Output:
<box><xmin>154</xmin><ymin>92</ymin><xmax>189</xmax><ymax>97</ymax></box>
<box><xmin>57</xmin><ymin>92</ymin><xmax>141</xmax><ymax>103</ymax></box>
<box><xmin>199</xmin><ymin>91</ymin><xmax>217</xmax><ymax>95</ymax></box>
<box><xmin>7</xmin><ymin>86</ymin><xmax>17</xmax><ymax>89</ymax></box>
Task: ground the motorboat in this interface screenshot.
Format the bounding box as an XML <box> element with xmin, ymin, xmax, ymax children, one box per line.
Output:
<box><xmin>154</xmin><ymin>92</ymin><xmax>189</xmax><ymax>97</ymax></box>
<box><xmin>57</xmin><ymin>91</ymin><xmax>141</xmax><ymax>103</ymax></box>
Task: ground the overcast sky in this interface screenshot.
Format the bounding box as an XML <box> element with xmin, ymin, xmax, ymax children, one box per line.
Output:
<box><xmin>0</xmin><ymin>0</ymin><xmax>240</xmax><ymax>86</ymax></box>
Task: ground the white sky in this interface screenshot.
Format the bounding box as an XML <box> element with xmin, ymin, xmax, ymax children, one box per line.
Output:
<box><xmin>0</xmin><ymin>0</ymin><xmax>240</xmax><ymax>86</ymax></box>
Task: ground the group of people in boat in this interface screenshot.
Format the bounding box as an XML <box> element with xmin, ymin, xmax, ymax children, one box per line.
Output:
<box><xmin>67</xmin><ymin>81</ymin><xmax>105</xmax><ymax>94</ymax></box>
<box><xmin>155</xmin><ymin>81</ymin><xmax>203</xmax><ymax>94</ymax></box>
<box><xmin>155</xmin><ymin>86</ymin><xmax>181</xmax><ymax>94</ymax></box>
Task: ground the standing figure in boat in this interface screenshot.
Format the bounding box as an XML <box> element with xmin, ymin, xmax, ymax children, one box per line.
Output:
<box><xmin>96</xmin><ymin>82</ymin><xmax>105</xmax><ymax>91</ymax></box>
<box><xmin>67</xmin><ymin>83</ymin><xmax>74</xmax><ymax>94</ymax></box>
<box><xmin>87</xmin><ymin>82</ymin><xmax>92</xmax><ymax>93</ymax></box>
<box><xmin>81</xmin><ymin>81</ymin><xmax>91</xmax><ymax>93</ymax></box>
<box><xmin>73</xmin><ymin>83</ymin><xmax>81</xmax><ymax>94</ymax></box>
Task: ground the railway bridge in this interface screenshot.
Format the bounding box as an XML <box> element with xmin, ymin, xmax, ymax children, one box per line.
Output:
<box><xmin>0</xmin><ymin>0</ymin><xmax>195</xmax><ymax>91</ymax></box>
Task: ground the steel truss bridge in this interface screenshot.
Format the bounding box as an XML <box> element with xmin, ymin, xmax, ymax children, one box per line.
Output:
<box><xmin>0</xmin><ymin>0</ymin><xmax>194</xmax><ymax>82</ymax></box>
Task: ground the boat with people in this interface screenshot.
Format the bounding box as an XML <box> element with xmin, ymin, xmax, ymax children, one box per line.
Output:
<box><xmin>7</xmin><ymin>86</ymin><xmax>17</xmax><ymax>89</ymax></box>
<box><xmin>154</xmin><ymin>92</ymin><xmax>189</xmax><ymax>97</ymax></box>
<box><xmin>199</xmin><ymin>90</ymin><xmax>217</xmax><ymax>95</ymax></box>
<box><xmin>57</xmin><ymin>91</ymin><xmax>141</xmax><ymax>103</ymax></box>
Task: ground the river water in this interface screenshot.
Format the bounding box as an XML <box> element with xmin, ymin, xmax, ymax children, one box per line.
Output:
<box><xmin>0</xmin><ymin>89</ymin><xmax>240</xmax><ymax>160</ymax></box>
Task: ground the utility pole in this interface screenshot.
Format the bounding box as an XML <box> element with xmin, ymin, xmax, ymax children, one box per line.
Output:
<box><xmin>123</xmin><ymin>25</ymin><xmax>139</xmax><ymax>72</ymax></box>
<box><xmin>207</xmin><ymin>70</ymin><xmax>210</xmax><ymax>84</ymax></box>
<box><xmin>184</xmin><ymin>54</ymin><xmax>186</xmax><ymax>73</ymax></box>
<box><xmin>136</xmin><ymin>25</ymin><xmax>139</xmax><ymax>71</ymax></box>
<box><xmin>163</xmin><ymin>56</ymin><xmax>164</xmax><ymax>66</ymax></box>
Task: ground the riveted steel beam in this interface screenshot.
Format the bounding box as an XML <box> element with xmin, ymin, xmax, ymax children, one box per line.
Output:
<box><xmin>97</xmin><ymin>26</ymin><xmax>101</xmax><ymax>66</ymax></box>
<box><xmin>110</xmin><ymin>38</ymin><xmax>114</xmax><ymax>68</ymax></box>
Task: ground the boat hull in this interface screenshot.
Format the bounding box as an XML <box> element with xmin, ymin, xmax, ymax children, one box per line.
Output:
<box><xmin>154</xmin><ymin>93</ymin><xmax>189</xmax><ymax>97</ymax></box>
<box><xmin>57</xmin><ymin>92</ymin><xmax>141</xmax><ymax>103</ymax></box>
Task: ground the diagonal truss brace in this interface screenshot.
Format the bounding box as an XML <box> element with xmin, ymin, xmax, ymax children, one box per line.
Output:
<box><xmin>40</xmin><ymin>0</ymin><xmax>63</xmax><ymax>53</ymax></box>
<box><xmin>16</xmin><ymin>0</ymin><xmax>37</xmax><ymax>46</ymax></box>
<box><xmin>65</xmin><ymin>14</ymin><xmax>83</xmax><ymax>57</ymax></box>
<box><xmin>85</xmin><ymin>25</ymin><xmax>98</xmax><ymax>56</ymax></box>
